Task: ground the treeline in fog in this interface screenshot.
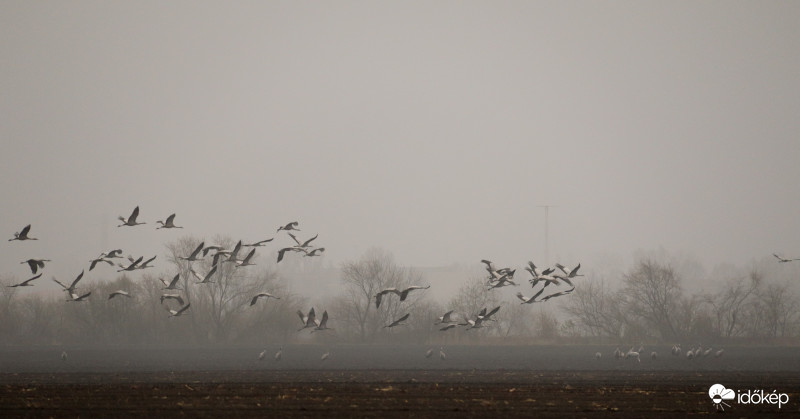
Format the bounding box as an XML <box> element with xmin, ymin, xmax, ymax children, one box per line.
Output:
<box><xmin>1</xmin><ymin>236</ymin><xmax>799</xmax><ymax>346</ymax></box>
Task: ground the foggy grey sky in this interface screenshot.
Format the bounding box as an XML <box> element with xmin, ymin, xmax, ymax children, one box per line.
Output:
<box><xmin>2</xmin><ymin>1</ymin><xmax>799</xmax><ymax>295</ymax></box>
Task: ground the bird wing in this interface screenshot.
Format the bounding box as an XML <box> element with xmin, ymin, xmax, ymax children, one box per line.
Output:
<box><xmin>167</xmin><ymin>274</ymin><xmax>181</xmax><ymax>288</ymax></box>
<box><xmin>484</xmin><ymin>306</ymin><xmax>501</xmax><ymax>319</ymax></box>
<box><xmin>161</xmin><ymin>295</ymin><xmax>185</xmax><ymax>305</ymax></box>
<box><xmin>74</xmin><ymin>291</ymin><xmax>91</xmax><ymax>301</ymax></box>
<box><xmin>26</xmin><ymin>259</ymin><xmax>38</xmax><ymax>274</ymax></box>
<box><xmin>241</xmin><ymin>248</ymin><xmax>256</xmax><ymax>264</ymax></box>
<box><xmin>90</xmin><ymin>258</ymin><xmax>111</xmax><ymax>271</ymax></box>
<box><xmin>399</xmin><ymin>288</ymin><xmax>411</xmax><ymax>301</ymax></box>
<box><xmin>277</xmin><ymin>247</ymin><xmax>292</xmax><ymax>263</ymax></box>
<box><xmin>204</xmin><ymin>265</ymin><xmax>217</xmax><ymax>282</ymax></box>
<box><xmin>189</xmin><ymin>242</ymin><xmax>205</xmax><ymax>259</ymax></box>
<box><xmin>441</xmin><ymin>310</ymin><xmax>454</xmax><ymax>322</ymax></box>
<box><xmin>250</xmin><ymin>295</ymin><xmax>262</xmax><ymax>306</ymax></box>
<box><xmin>288</xmin><ymin>233</ymin><xmax>301</xmax><ymax>246</ymax></box>
<box><xmin>569</xmin><ymin>263</ymin><xmax>581</xmax><ymax>277</ymax></box>
<box><xmin>165</xmin><ymin>213</ymin><xmax>176</xmax><ymax>225</ymax></box>
<box><xmin>301</xmin><ymin>234</ymin><xmax>319</xmax><ymax>247</ymax></box>
<box><xmin>21</xmin><ymin>273</ymin><xmax>42</xmax><ymax>286</ymax></box>
<box><xmin>319</xmin><ymin>311</ymin><xmax>328</xmax><ymax>328</ymax></box>
<box><xmin>20</xmin><ymin>224</ymin><xmax>32</xmax><ymax>237</ymax></box>
<box><xmin>129</xmin><ymin>206</ymin><xmax>140</xmax><ymax>222</ymax></box>
<box><xmin>555</xmin><ymin>263</ymin><xmax>569</xmax><ymax>275</ymax></box>
<box><xmin>375</xmin><ymin>292</ymin><xmax>383</xmax><ymax>308</ymax></box>
<box><xmin>106</xmin><ymin>249</ymin><xmax>122</xmax><ymax>258</ymax></box>
<box><xmin>554</xmin><ymin>274</ymin><xmax>574</xmax><ymax>287</ymax></box>
<box><xmin>176</xmin><ymin>303</ymin><xmax>191</xmax><ymax>315</ymax></box>
<box><xmin>297</xmin><ymin>310</ymin><xmax>307</xmax><ymax>324</ymax></box>
<box><xmin>190</xmin><ymin>269</ymin><xmax>203</xmax><ymax>282</ymax></box>
<box><xmin>52</xmin><ymin>278</ymin><xmax>68</xmax><ymax>290</ymax></box>
<box><xmin>306</xmin><ymin>307</ymin><xmax>316</xmax><ymax>326</ymax></box>
<box><xmin>69</xmin><ymin>270</ymin><xmax>85</xmax><ymax>289</ymax></box>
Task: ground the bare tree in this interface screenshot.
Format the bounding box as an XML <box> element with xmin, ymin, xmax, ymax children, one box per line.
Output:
<box><xmin>561</xmin><ymin>278</ymin><xmax>626</xmax><ymax>339</ymax></box>
<box><xmin>165</xmin><ymin>235</ymin><xmax>284</xmax><ymax>343</ymax></box>
<box><xmin>0</xmin><ymin>276</ymin><xmax>21</xmax><ymax>340</ymax></box>
<box><xmin>756</xmin><ymin>281</ymin><xmax>799</xmax><ymax>338</ymax></box>
<box><xmin>447</xmin><ymin>275</ymin><xmax>500</xmax><ymax>342</ymax></box>
<box><xmin>337</xmin><ymin>248</ymin><xmax>428</xmax><ymax>342</ymax></box>
<box><xmin>704</xmin><ymin>270</ymin><xmax>761</xmax><ymax>338</ymax></box>
<box><xmin>623</xmin><ymin>259</ymin><xmax>684</xmax><ymax>341</ymax></box>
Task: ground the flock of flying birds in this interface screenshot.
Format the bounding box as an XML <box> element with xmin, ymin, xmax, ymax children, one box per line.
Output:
<box><xmin>6</xmin><ymin>207</ymin><xmax>325</xmax><ymax>321</ymax></box>
<box><xmin>7</xmin><ymin>211</ymin><xmax>794</xmax><ymax>364</ymax></box>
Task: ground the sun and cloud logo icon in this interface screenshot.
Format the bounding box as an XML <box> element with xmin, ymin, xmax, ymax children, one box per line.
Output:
<box><xmin>709</xmin><ymin>384</ymin><xmax>735</xmax><ymax>411</ymax></box>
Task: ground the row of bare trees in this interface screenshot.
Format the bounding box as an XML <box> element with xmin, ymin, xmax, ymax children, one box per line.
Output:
<box><xmin>1</xmin><ymin>240</ymin><xmax>799</xmax><ymax>345</ymax></box>
<box><xmin>562</xmin><ymin>259</ymin><xmax>800</xmax><ymax>343</ymax></box>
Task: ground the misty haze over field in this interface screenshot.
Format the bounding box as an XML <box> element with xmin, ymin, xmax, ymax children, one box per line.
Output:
<box><xmin>2</xmin><ymin>2</ymin><xmax>799</xmax><ymax>322</ymax></box>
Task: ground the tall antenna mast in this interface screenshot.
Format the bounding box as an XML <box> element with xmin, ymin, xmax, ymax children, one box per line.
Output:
<box><xmin>538</xmin><ymin>205</ymin><xmax>555</xmax><ymax>265</ymax></box>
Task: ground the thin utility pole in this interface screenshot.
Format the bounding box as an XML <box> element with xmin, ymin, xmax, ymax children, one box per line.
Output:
<box><xmin>538</xmin><ymin>205</ymin><xmax>555</xmax><ymax>265</ymax></box>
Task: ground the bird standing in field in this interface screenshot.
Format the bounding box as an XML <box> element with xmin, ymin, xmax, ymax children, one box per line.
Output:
<box><xmin>275</xmin><ymin>346</ymin><xmax>283</xmax><ymax>361</ymax></box>
<box><xmin>9</xmin><ymin>224</ymin><xmax>37</xmax><ymax>241</ymax></box>
<box><xmin>118</xmin><ymin>206</ymin><xmax>145</xmax><ymax>227</ymax></box>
